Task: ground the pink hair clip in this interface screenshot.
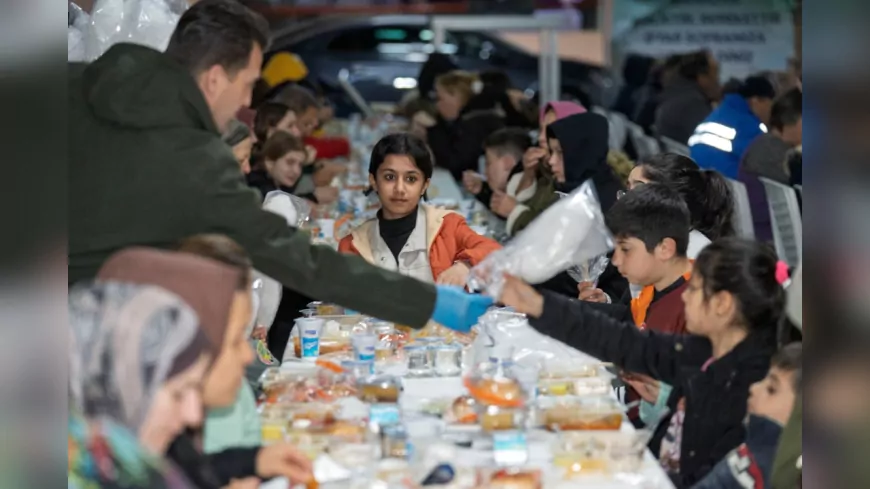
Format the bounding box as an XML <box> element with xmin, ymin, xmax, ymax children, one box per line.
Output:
<box><xmin>775</xmin><ymin>261</ymin><xmax>790</xmax><ymax>285</ymax></box>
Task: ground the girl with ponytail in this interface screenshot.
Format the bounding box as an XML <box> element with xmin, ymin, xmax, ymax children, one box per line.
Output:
<box><xmin>498</xmin><ymin>237</ymin><xmax>787</xmax><ymax>487</ymax></box>
<box><xmin>628</xmin><ymin>153</ymin><xmax>735</xmax><ymax>257</ymax></box>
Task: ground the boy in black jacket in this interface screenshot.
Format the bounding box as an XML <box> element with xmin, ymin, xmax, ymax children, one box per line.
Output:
<box><xmin>692</xmin><ymin>343</ymin><xmax>802</xmax><ymax>489</ymax></box>
<box><xmin>583</xmin><ymin>184</ymin><xmax>695</xmax><ymax>426</ymax></box>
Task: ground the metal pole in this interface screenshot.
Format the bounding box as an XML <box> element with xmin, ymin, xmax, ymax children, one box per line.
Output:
<box><xmin>548</xmin><ymin>28</ymin><xmax>560</xmax><ymax>102</ymax></box>
<box><xmin>433</xmin><ymin>24</ymin><xmax>446</xmax><ymax>50</ymax></box>
<box><xmin>538</xmin><ymin>29</ymin><xmax>549</xmax><ymax>107</ymax></box>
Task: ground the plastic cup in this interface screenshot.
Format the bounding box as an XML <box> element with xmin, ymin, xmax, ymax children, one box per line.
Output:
<box><xmin>296</xmin><ymin>317</ymin><xmax>324</xmax><ymax>362</ymax></box>
<box><xmin>352</xmin><ymin>332</ymin><xmax>377</xmax><ymax>362</ymax></box>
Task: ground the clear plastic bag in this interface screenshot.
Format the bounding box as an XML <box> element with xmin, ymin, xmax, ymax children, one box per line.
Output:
<box><xmin>263</xmin><ymin>190</ymin><xmax>312</xmax><ymax>228</ymax></box>
<box><xmin>471</xmin><ymin>307</ymin><xmax>603</xmax><ymax>372</ymax></box>
<box><xmin>467</xmin><ymin>180</ymin><xmax>613</xmax><ymax>298</ymax></box>
<box><xmin>85</xmin><ymin>0</ymin><xmax>188</xmax><ymax>61</ymax></box>
<box><xmin>567</xmin><ymin>254</ymin><xmax>610</xmax><ymax>284</ymax></box>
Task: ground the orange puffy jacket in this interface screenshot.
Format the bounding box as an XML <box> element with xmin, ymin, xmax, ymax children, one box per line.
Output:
<box><xmin>338</xmin><ymin>205</ymin><xmax>500</xmax><ymax>281</ymax></box>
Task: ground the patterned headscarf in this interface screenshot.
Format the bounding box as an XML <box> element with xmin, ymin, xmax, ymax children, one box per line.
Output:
<box><xmin>97</xmin><ymin>247</ymin><xmax>242</xmax><ymax>350</ymax></box>
<box><xmin>69</xmin><ymin>282</ymin><xmax>210</xmax><ymax>432</ymax></box>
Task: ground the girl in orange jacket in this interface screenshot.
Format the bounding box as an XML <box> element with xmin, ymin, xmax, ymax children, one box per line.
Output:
<box><xmin>338</xmin><ymin>133</ymin><xmax>500</xmax><ymax>286</ymax></box>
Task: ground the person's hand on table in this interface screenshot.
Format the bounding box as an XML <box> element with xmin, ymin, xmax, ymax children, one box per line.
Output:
<box><xmin>313</xmin><ymin>186</ymin><xmax>339</xmax><ymax>204</ymax></box>
<box><xmin>499</xmin><ymin>275</ymin><xmax>544</xmax><ymax>318</ymax></box>
<box><xmin>577</xmin><ymin>281</ymin><xmax>607</xmax><ymax>303</ymax></box>
<box><xmin>462</xmin><ymin>171</ymin><xmax>484</xmax><ymax>195</ymax></box>
<box><xmin>437</xmin><ymin>262</ymin><xmax>471</xmax><ymax>287</ymax></box>
<box><xmin>432</xmin><ymin>285</ymin><xmax>493</xmax><ymax>333</ymax></box>
<box><xmin>489</xmin><ymin>191</ymin><xmax>517</xmax><ymax>218</ymax></box>
<box><xmin>256</xmin><ymin>443</ymin><xmax>314</xmax><ymax>485</ymax></box>
<box><xmin>621</xmin><ymin>372</ymin><xmax>661</xmax><ymax>404</ymax></box>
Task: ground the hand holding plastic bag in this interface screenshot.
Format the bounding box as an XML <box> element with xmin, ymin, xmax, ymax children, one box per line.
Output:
<box><xmin>467</xmin><ymin>180</ymin><xmax>613</xmax><ymax>298</ymax></box>
<box><xmin>567</xmin><ymin>254</ymin><xmax>610</xmax><ymax>284</ymax></box>
<box><xmin>263</xmin><ymin>190</ymin><xmax>312</xmax><ymax>228</ymax></box>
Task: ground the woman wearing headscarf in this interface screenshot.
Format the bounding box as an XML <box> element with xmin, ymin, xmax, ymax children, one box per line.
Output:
<box><xmin>96</xmin><ymin>247</ymin><xmax>313</xmax><ymax>488</ymax></box>
<box><xmin>502</xmin><ymin>101</ymin><xmax>587</xmax><ymax>236</ymax></box>
<box><xmin>68</xmin><ymin>281</ymin><xmax>212</xmax><ymax>489</ymax></box>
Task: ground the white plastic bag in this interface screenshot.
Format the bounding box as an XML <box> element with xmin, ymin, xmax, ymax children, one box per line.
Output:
<box><xmin>263</xmin><ymin>190</ymin><xmax>312</xmax><ymax>229</ymax></box>
<box><xmin>468</xmin><ymin>180</ymin><xmax>613</xmax><ymax>298</ymax></box>
<box><xmin>85</xmin><ymin>0</ymin><xmax>188</xmax><ymax>61</ymax></box>
<box><xmin>69</xmin><ymin>3</ymin><xmax>90</xmax><ymax>62</ymax></box>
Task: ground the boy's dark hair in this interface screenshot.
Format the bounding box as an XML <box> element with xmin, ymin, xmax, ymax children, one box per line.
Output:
<box><xmin>274</xmin><ymin>84</ymin><xmax>319</xmax><ymax>116</ymax></box>
<box><xmin>694</xmin><ymin>238</ymin><xmax>785</xmax><ymax>331</ymax></box>
<box><xmin>165</xmin><ymin>0</ymin><xmax>269</xmax><ymax>76</ymax></box>
<box><xmin>369</xmin><ymin>133</ymin><xmax>434</xmax><ymax>180</ymax></box>
<box><xmin>770</xmin><ymin>88</ymin><xmax>803</xmax><ymax>132</ymax></box>
<box><xmin>605</xmin><ymin>183</ymin><xmax>690</xmax><ymax>256</ymax></box>
<box><xmin>254</xmin><ymin>102</ymin><xmax>291</xmax><ymax>144</ymax></box>
<box><xmin>771</xmin><ymin>342</ymin><xmax>802</xmax><ymax>394</ymax></box>
<box><xmin>637</xmin><ymin>153</ymin><xmax>735</xmax><ymax>240</ymax></box>
<box><xmin>484</xmin><ymin>128</ymin><xmax>533</xmax><ymax>163</ymax></box>
<box><xmin>176</xmin><ymin>234</ymin><xmax>252</xmax><ymax>290</ymax></box>
<box><xmin>262</xmin><ymin>131</ymin><xmax>305</xmax><ymax>162</ymax></box>
<box><xmin>678</xmin><ymin>50</ymin><xmax>713</xmax><ymax>81</ymax></box>
<box><xmin>738</xmin><ymin>75</ymin><xmax>776</xmax><ymax>100</ymax></box>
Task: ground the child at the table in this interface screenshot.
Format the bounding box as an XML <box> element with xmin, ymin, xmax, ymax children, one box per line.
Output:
<box><xmin>339</xmin><ymin>132</ymin><xmax>500</xmax><ymax>287</ymax></box>
<box><xmin>498</xmin><ymin>237</ymin><xmax>786</xmax><ymax>487</ymax></box>
<box><xmin>692</xmin><ymin>342</ymin><xmax>802</xmax><ymax>489</ymax></box>
<box><xmin>580</xmin><ymin>184</ymin><xmax>694</xmax><ymax>428</ymax></box>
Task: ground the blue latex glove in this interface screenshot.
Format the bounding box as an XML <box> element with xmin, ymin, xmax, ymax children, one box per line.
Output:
<box><xmin>432</xmin><ymin>285</ymin><xmax>494</xmax><ymax>333</ymax></box>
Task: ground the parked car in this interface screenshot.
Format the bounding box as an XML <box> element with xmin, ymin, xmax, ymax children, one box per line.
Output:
<box><xmin>268</xmin><ymin>15</ymin><xmax>616</xmax><ymax>116</ymax></box>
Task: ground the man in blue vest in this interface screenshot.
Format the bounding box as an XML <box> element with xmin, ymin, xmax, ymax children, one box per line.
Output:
<box><xmin>689</xmin><ymin>75</ymin><xmax>776</xmax><ymax>179</ymax></box>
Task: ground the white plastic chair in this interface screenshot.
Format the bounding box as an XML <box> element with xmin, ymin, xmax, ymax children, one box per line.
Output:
<box><xmin>625</xmin><ymin>120</ymin><xmax>661</xmax><ymax>159</ymax></box>
<box><xmin>592</xmin><ymin>106</ymin><xmax>627</xmax><ymax>151</ymax></box>
<box><xmin>760</xmin><ymin>177</ymin><xmax>803</xmax><ymax>267</ymax></box>
<box><xmin>660</xmin><ymin>136</ymin><xmax>691</xmax><ymax>157</ymax></box>
<box><xmin>725</xmin><ymin>178</ymin><xmax>755</xmax><ymax>239</ymax></box>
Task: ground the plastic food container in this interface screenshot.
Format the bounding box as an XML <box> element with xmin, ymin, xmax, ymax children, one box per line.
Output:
<box><xmin>444</xmin><ymin>395</ymin><xmax>478</xmax><ymax>425</ymax></box>
<box><xmin>539</xmin><ymin>396</ymin><xmax>624</xmax><ymax>431</ymax></box>
<box><xmin>307</xmin><ymin>301</ymin><xmax>345</xmax><ymax>316</ymax></box>
<box><xmin>476</xmin><ymin>467</ymin><xmax>542</xmax><ymax>489</ymax></box>
<box><xmin>357</xmin><ymin>374</ymin><xmax>401</xmax><ymax>403</ymax></box>
<box><xmin>464</xmin><ymin>361</ymin><xmax>526</xmax><ymax>408</ymax></box>
<box><xmin>478</xmin><ymin>404</ymin><xmax>526</xmax><ymax>433</ymax></box>
<box><xmin>552</xmin><ymin>431</ymin><xmax>651</xmax><ymax>476</ymax></box>
<box><xmin>539</xmin><ymin>362</ymin><xmax>602</xmax><ymax>380</ymax></box>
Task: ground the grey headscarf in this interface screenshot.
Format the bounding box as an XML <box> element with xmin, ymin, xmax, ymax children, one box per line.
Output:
<box><xmin>69</xmin><ymin>282</ymin><xmax>210</xmax><ymax>432</ymax></box>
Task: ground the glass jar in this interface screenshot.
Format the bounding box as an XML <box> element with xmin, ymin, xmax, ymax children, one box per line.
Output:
<box><xmin>404</xmin><ymin>344</ymin><xmax>431</xmax><ymax>377</ymax></box>
<box><xmin>433</xmin><ymin>343</ymin><xmax>462</xmax><ymax>377</ymax></box>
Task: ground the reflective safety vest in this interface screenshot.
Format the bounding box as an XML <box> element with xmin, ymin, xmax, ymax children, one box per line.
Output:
<box><xmin>688</xmin><ymin>94</ymin><xmax>767</xmax><ymax>179</ymax></box>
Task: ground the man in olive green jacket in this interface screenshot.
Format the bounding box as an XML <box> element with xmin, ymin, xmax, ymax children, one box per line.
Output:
<box><xmin>68</xmin><ymin>0</ymin><xmax>489</xmax><ymax>332</ymax></box>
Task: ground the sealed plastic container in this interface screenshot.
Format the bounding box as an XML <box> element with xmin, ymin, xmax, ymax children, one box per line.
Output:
<box><xmin>404</xmin><ymin>344</ymin><xmax>431</xmax><ymax>377</ymax></box>
<box><xmin>539</xmin><ymin>396</ymin><xmax>624</xmax><ymax>431</ymax></box>
<box><xmin>357</xmin><ymin>374</ymin><xmax>401</xmax><ymax>403</ymax></box>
